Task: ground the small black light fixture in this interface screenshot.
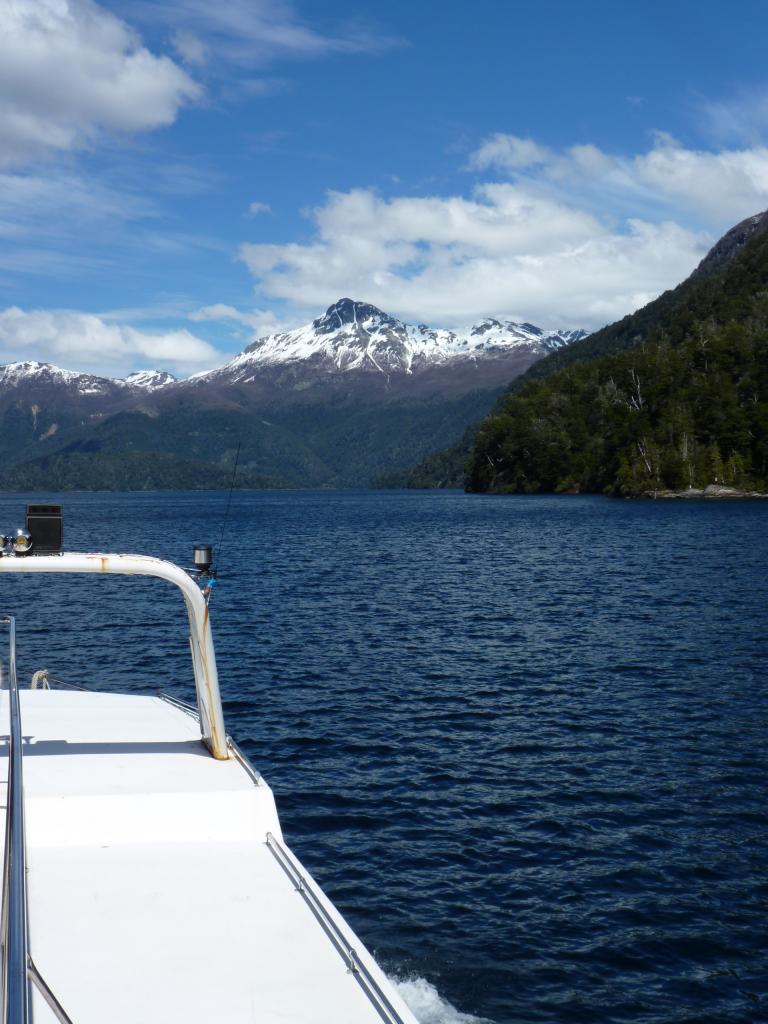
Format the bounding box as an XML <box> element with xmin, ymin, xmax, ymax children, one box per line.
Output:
<box><xmin>193</xmin><ymin>543</ymin><xmax>213</xmax><ymax>576</ymax></box>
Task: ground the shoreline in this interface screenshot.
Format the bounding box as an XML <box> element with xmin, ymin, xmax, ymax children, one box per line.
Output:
<box><xmin>643</xmin><ymin>484</ymin><xmax>768</xmax><ymax>500</ymax></box>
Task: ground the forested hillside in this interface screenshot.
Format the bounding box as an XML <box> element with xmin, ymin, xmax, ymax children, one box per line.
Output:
<box><xmin>0</xmin><ymin>452</ymin><xmax>279</xmax><ymax>491</ymax></box>
<box><xmin>467</xmin><ymin>220</ymin><xmax>768</xmax><ymax>495</ymax></box>
<box><xmin>387</xmin><ymin>210</ymin><xmax>768</xmax><ymax>493</ymax></box>
<box><xmin>502</xmin><ymin>208</ymin><xmax>768</xmax><ymax>392</ymax></box>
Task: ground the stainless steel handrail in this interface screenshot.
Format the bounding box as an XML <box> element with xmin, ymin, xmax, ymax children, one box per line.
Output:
<box><xmin>265</xmin><ymin>832</ymin><xmax>409</xmax><ymax>1024</ymax></box>
<box><xmin>1</xmin><ymin>616</ymin><xmax>29</xmax><ymax>1022</ymax></box>
<box><xmin>0</xmin><ymin>616</ymin><xmax>74</xmax><ymax>1024</ymax></box>
<box><xmin>157</xmin><ymin>691</ymin><xmax>199</xmax><ymax>719</ymax></box>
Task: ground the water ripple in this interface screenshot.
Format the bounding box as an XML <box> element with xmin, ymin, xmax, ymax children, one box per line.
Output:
<box><xmin>0</xmin><ymin>490</ymin><xmax>766</xmax><ymax>1024</ymax></box>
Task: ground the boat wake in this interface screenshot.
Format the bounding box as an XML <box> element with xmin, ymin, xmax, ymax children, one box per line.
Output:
<box><xmin>390</xmin><ymin>975</ymin><xmax>494</xmax><ymax>1024</ymax></box>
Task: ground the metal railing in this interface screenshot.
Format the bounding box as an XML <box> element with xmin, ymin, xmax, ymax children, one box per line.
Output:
<box><xmin>1</xmin><ymin>616</ymin><xmax>29</xmax><ymax>1021</ymax></box>
<box><xmin>0</xmin><ymin>554</ymin><xmax>228</xmax><ymax>760</ymax></box>
<box><xmin>265</xmin><ymin>833</ymin><xmax>409</xmax><ymax>1024</ymax></box>
<box><xmin>0</xmin><ymin>616</ymin><xmax>73</xmax><ymax>1024</ymax></box>
<box><xmin>157</xmin><ymin>691</ymin><xmax>200</xmax><ymax>719</ymax></box>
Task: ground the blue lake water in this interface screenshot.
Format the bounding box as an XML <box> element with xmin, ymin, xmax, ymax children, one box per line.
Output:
<box><xmin>0</xmin><ymin>490</ymin><xmax>766</xmax><ymax>1024</ymax></box>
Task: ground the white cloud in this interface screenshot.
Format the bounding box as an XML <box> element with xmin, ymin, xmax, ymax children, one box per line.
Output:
<box><xmin>172</xmin><ymin>28</ymin><xmax>207</xmax><ymax>66</ymax></box>
<box><xmin>0</xmin><ymin>307</ymin><xmax>222</xmax><ymax>375</ymax></box>
<box><xmin>190</xmin><ymin>303</ymin><xmax>293</xmax><ymax>336</ymax></box>
<box><xmin>239</xmin><ymin>185</ymin><xmax>707</xmax><ymax>330</ymax></box>
<box><xmin>469</xmin><ymin>134</ymin><xmax>552</xmax><ymax>172</ymax></box>
<box><xmin>234</xmin><ymin>78</ymin><xmax>290</xmax><ymax>97</ymax></box>
<box><xmin>701</xmin><ymin>89</ymin><xmax>768</xmax><ymax>145</ymax></box>
<box><xmin>236</xmin><ymin>132</ymin><xmax>768</xmax><ymax>331</ymax></box>
<box><xmin>0</xmin><ymin>0</ymin><xmax>200</xmax><ymax>168</ymax></box>
<box><xmin>633</xmin><ymin>134</ymin><xmax>768</xmax><ymax>223</ymax></box>
<box><xmin>191</xmin><ymin>304</ymin><xmax>259</xmax><ymax>326</ymax></box>
<box><xmin>247</xmin><ymin>201</ymin><xmax>272</xmax><ymax>216</ymax></box>
<box><xmin>471</xmin><ymin>132</ymin><xmax>768</xmax><ymax>226</ymax></box>
<box><xmin>0</xmin><ymin>168</ymin><xmax>160</xmax><ymax>278</ymax></box>
<box><xmin>128</xmin><ymin>0</ymin><xmax>402</xmax><ymax>68</ymax></box>
<box><xmin>0</xmin><ymin>169</ymin><xmax>156</xmax><ymax>235</ymax></box>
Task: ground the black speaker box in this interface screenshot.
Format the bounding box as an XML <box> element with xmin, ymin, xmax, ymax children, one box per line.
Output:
<box><xmin>26</xmin><ymin>504</ymin><xmax>63</xmax><ymax>554</ymax></box>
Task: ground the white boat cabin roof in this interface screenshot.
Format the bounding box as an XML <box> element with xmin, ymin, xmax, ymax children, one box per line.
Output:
<box><xmin>0</xmin><ymin>551</ymin><xmax>417</xmax><ymax>1024</ymax></box>
<box><xmin>0</xmin><ymin>689</ymin><xmax>416</xmax><ymax>1023</ymax></box>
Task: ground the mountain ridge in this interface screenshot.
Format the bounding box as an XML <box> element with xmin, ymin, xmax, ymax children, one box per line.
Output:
<box><xmin>223</xmin><ymin>297</ymin><xmax>585</xmax><ymax>379</ymax></box>
<box><xmin>0</xmin><ymin>360</ymin><xmax>177</xmax><ymax>395</ymax></box>
<box><xmin>0</xmin><ymin>300</ymin><xmax>586</xmax><ymax>392</ymax></box>
<box><xmin>0</xmin><ymin>299</ymin><xmax>585</xmax><ymax>490</ymax></box>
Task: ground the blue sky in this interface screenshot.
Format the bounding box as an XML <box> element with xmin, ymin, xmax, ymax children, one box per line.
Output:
<box><xmin>1</xmin><ymin>0</ymin><xmax>768</xmax><ymax>375</ymax></box>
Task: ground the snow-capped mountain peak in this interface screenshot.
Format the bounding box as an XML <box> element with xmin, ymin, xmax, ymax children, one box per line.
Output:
<box><xmin>205</xmin><ymin>299</ymin><xmax>587</xmax><ymax>384</ymax></box>
<box><xmin>0</xmin><ymin>361</ymin><xmax>81</xmax><ymax>385</ymax></box>
<box><xmin>312</xmin><ymin>298</ymin><xmax>400</xmax><ymax>335</ymax></box>
<box><xmin>121</xmin><ymin>370</ymin><xmax>177</xmax><ymax>390</ymax></box>
<box><xmin>0</xmin><ymin>360</ymin><xmax>117</xmax><ymax>395</ymax></box>
<box><xmin>0</xmin><ymin>301</ymin><xmax>586</xmax><ymax>396</ymax></box>
<box><xmin>467</xmin><ymin>318</ymin><xmax>583</xmax><ymax>353</ymax></box>
<box><xmin>0</xmin><ymin>361</ymin><xmax>177</xmax><ymax>396</ymax></box>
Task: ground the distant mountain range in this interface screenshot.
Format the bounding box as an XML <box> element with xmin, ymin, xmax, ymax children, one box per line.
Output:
<box><xmin>203</xmin><ymin>298</ymin><xmax>584</xmax><ymax>381</ymax></box>
<box><xmin>0</xmin><ymin>299</ymin><xmax>586</xmax><ymax>490</ymax></box>
<box><xmin>0</xmin><ymin>361</ymin><xmax>177</xmax><ymax>399</ymax></box>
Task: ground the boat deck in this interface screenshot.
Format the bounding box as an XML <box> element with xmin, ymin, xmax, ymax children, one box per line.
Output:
<box><xmin>0</xmin><ymin>690</ymin><xmax>415</xmax><ymax>1024</ymax></box>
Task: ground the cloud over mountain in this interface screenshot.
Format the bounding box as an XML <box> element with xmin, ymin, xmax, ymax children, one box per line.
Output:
<box><xmin>0</xmin><ymin>307</ymin><xmax>220</xmax><ymax>376</ymax></box>
<box><xmin>240</xmin><ymin>185</ymin><xmax>706</xmax><ymax>331</ymax></box>
<box><xmin>239</xmin><ymin>132</ymin><xmax>768</xmax><ymax>331</ymax></box>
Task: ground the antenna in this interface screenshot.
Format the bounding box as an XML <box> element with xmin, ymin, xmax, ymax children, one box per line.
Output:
<box><xmin>215</xmin><ymin>439</ymin><xmax>242</xmax><ymax>570</ymax></box>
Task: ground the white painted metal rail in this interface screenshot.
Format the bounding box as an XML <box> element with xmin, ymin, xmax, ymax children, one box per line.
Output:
<box><xmin>0</xmin><ymin>555</ymin><xmax>228</xmax><ymax>760</ymax></box>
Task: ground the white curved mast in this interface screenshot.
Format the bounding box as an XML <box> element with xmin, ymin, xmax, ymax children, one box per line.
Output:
<box><xmin>0</xmin><ymin>553</ymin><xmax>227</xmax><ymax>759</ymax></box>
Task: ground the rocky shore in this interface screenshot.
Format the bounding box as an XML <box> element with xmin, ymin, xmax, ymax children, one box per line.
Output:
<box><xmin>645</xmin><ymin>484</ymin><xmax>768</xmax><ymax>499</ymax></box>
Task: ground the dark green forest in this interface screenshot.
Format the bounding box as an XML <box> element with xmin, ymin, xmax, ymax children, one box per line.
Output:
<box><xmin>396</xmin><ymin>214</ymin><xmax>768</xmax><ymax>496</ymax></box>
<box><xmin>0</xmin><ymin>452</ymin><xmax>279</xmax><ymax>492</ymax></box>
<box><xmin>0</xmin><ymin>389</ymin><xmax>502</xmax><ymax>492</ymax></box>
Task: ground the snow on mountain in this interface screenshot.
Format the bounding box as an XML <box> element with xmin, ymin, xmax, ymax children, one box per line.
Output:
<box><xmin>468</xmin><ymin>318</ymin><xmax>586</xmax><ymax>353</ymax></box>
<box><xmin>121</xmin><ymin>370</ymin><xmax>177</xmax><ymax>390</ymax></box>
<box><xmin>0</xmin><ymin>361</ymin><xmax>177</xmax><ymax>395</ymax></box>
<box><xmin>0</xmin><ymin>301</ymin><xmax>585</xmax><ymax>395</ymax></box>
<box><xmin>0</xmin><ymin>361</ymin><xmax>118</xmax><ymax>395</ymax></box>
<box><xmin>201</xmin><ymin>299</ymin><xmax>587</xmax><ymax>383</ymax></box>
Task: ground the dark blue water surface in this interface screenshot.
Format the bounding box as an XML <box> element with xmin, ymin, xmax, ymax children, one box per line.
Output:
<box><xmin>1</xmin><ymin>490</ymin><xmax>767</xmax><ymax>1024</ymax></box>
